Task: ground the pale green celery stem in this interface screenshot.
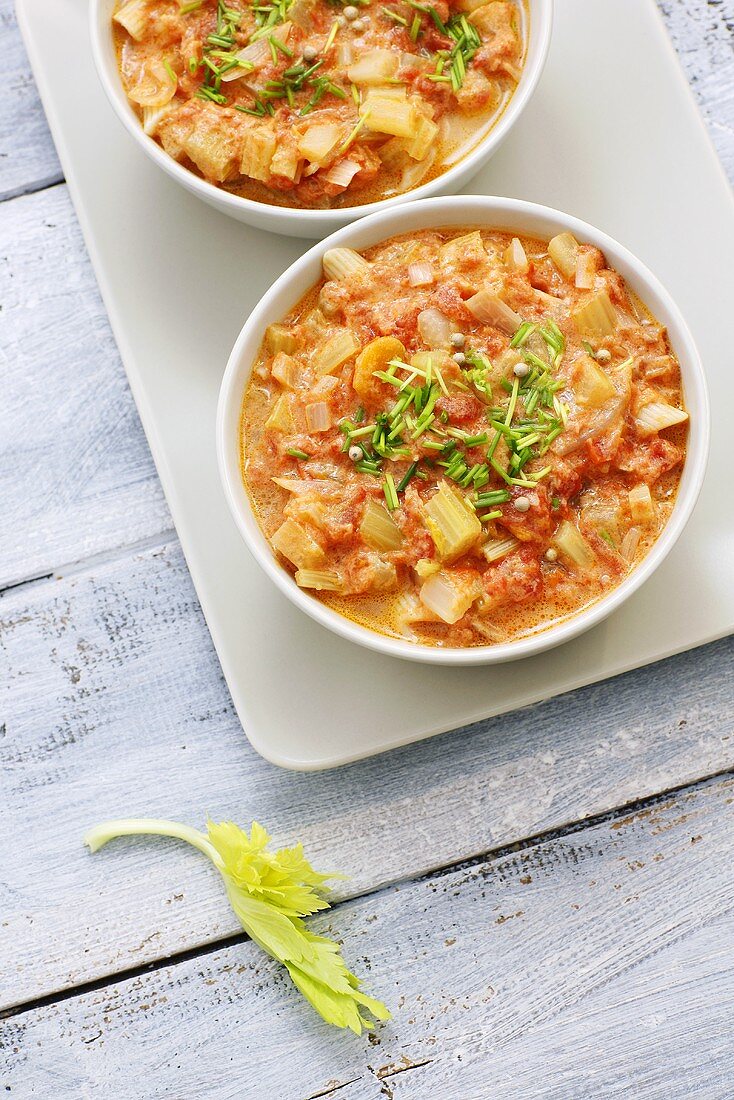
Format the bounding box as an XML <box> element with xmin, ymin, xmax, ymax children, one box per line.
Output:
<box><xmin>83</xmin><ymin>818</ymin><xmax>223</xmax><ymax>868</ymax></box>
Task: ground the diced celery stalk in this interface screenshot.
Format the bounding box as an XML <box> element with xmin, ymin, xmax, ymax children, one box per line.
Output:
<box><xmin>322</xmin><ymin>247</ymin><xmax>371</xmax><ymax>281</ymax></box>
<box><xmin>635</xmin><ymin>401</ymin><xmax>689</xmax><ymax>436</ymax></box>
<box><xmin>419</xmin><ymin>571</ymin><xmax>479</xmax><ymax>625</ymax></box>
<box><xmin>423</xmin><ymin>482</ymin><xmax>482</xmax><ymax>563</ymax></box>
<box><xmin>574</xmin><ymin>353</ymin><xmax>616</xmax><ymax>408</ymax></box>
<box><xmin>265</xmin><ymin>395</ymin><xmax>295</xmax><ymax>432</ymax></box>
<box><xmin>552</xmin><ymin>520</ymin><xmax>595</xmax><ymax>568</ymax></box>
<box><xmin>315</xmin><ymin>329</ymin><xmax>361</xmax><ymax>374</ymax></box>
<box><xmin>403</xmin><ymin>115</ymin><xmax>439</xmax><ymax>161</ymax></box>
<box><xmin>272</xmin><ymin>518</ymin><xmax>326</xmax><ymax>569</ymax></box>
<box><xmin>347</xmin><ymin>49</ymin><xmax>399</xmax><ymax>84</ymax></box>
<box><xmin>466</xmin><ymin>290</ymin><xmax>521</xmax><ymax>334</ymax></box>
<box><xmin>628</xmin><ymin>484</ymin><xmax>655</xmax><ymax>524</ymax></box>
<box><xmin>504</xmin><ymin>237</ymin><xmax>528</xmax><ymax>273</ymax></box>
<box><xmin>295</xmin><ymin>569</ymin><xmax>343</xmax><ymax>591</ymax></box>
<box><xmin>240</xmin><ymin>125</ymin><xmax>277</xmax><ymax>182</ymax></box>
<box><xmin>271</xmin><ymin>352</ymin><xmax>299</xmax><ymax>389</ymax></box>
<box><xmin>113</xmin><ymin>0</ymin><xmax>148</xmax><ymax>39</ymax></box>
<box><xmin>266</xmin><ymin>324</ymin><xmax>299</xmax><ymax>355</ymax></box>
<box><xmin>362</xmin><ymin>98</ymin><xmax>416</xmax><ymax>138</ymax></box>
<box><xmin>414</xmin><ymin>558</ymin><xmax>440</xmax><ymax>581</ymax></box>
<box><xmin>572</xmin><ymin>290</ymin><xmax>618</xmax><ymax>337</ymax></box>
<box><xmin>439</xmin><ymin>232</ymin><xmax>487</xmax><ymax>268</ymax></box>
<box><xmin>482</xmin><ymin>536</ymin><xmax>519</xmax><ymax>563</ymax></box>
<box><xmin>298</xmin><ymin>124</ymin><xmax>342</xmax><ymax>165</ymax></box>
<box><xmin>548</xmin><ymin>232</ymin><xmax>579</xmax><ymax>279</ymax></box>
<box><xmin>360</xmin><ymin>499</ymin><xmax>403</xmax><ymax>552</ymax></box>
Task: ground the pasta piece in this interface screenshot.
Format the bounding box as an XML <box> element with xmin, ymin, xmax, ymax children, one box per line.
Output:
<box><xmin>347</xmin><ymin>49</ymin><xmax>399</xmax><ymax>85</ymax></box>
<box><xmin>423</xmin><ymin>482</ymin><xmax>482</xmax><ymax>563</ymax></box>
<box><xmin>295</xmin><ymin>569</ymin><xmax>343</xmax><ymax>591</ymax></box>
<box><xmin>264</xmin><ymin>395</ymin><xmax>295</xmax><ymax>432</ymax></box>
<box><xmin>504</xmin><ymin>237</ymin><xmax>529</xmax><ymax>273</ymax></box>
<box><xmin>573</xmin><ymin>354</ymin><xmax>616</xmax><ymax>408</ymax></box>
<box><xmin>419</xmin><ymin>570</ymin><xmax>481</xmax><ymax>625</ymax></box>
<box><xmin>113</xmin><ymin>0</ymin><xmax>148</xmax><ymax>40</ymax></box>
<box><xmin>360</xmin><ymin>499</ymin><xmax>403</xmax><ymax>551</ymax></box>
<box><xmin>572</xmin><ymin>290</ymin><xmax>618</xmax><ymax>337</ymax></box>
<box><xmin>298</xmin><ymin>124</ymin><xmax>342</xmax><ymax>166</ymax></box>
<box><xmin>403</xmin><ymin>115</ymin><xmax>439</xmax><ymax>161</ymax></box>
<box><xmin>271</xmin><ymin>352</ymin><xmax>299</xmax><ymax>389</ymax></box>
<box><xmin>628</xmin><ymin>484</ymin><xmax>655</xmax><ymax>524</ymax></box>
<box><xmin>466</xmin><ymin>290</ymin><xmax>521</xmax><ymax>333</ymax></box>
<box><xmin>552</xmin><ymin>521</ymin><xmax>595</xmax><ymax>568</ymax></box>
<box><xmin>482</xmin><ymin>536</ymin><xmax>519</xmax><ymax>563</ymax></box>
<box><xmin>322</xmin><ymin>248</ymin><xmax>371</xmax><ymax>281</ymax></box>
<box><xmin>635</xmin><ymin>401</ymin><xmax>689</xmax><ymax>436</ymax></box>
<box><xmin>314</xmin><ymin>329</ymin><xmax>361</xmax><ymax>374</ymax></box>
<box><xmin>266</xmin><ymin>324</ymin><xmax>299</xmax><ymax>355</ymax></box>
<box><xmin>305</xmin><ymin>401</ymin><xmax>332</xmax><ymax>432</ymax></box>
<box><xmin>547</xmin><ymin>232</ymin><xmax>579</xmax><ymax>279</ymax></box>
<box><xmin>240</xmin><ymin>125</ymin><xmax>277</xmax><ymax>182</ymax></box>
<box><xmin>272</xmin><ymin>518</ymin><xmax>326</xmax><ymax>569</ymax></box>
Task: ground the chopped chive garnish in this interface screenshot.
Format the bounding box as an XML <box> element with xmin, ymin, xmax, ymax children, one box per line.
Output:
<box><xmin>383</xmin><ymin>473</ymin><xmax>399</xmax><ymax>511</ymax></box>
<box><xmin>511</xmin><ymin>321</ymin><xmax>535</xmax><ymax>348</ymax></box>
<box><xmin>382</xmin><ymin>5</ymin><xmax>408</xmax><ymax>23</ymax></box>
<box><xmin>478</xmin><ymin>509</ymin><xmax>502</xmax><ymax>522</ymax></box>
<box><xmin>286</xmin><ymin>448</ymin><xmax>310</xmax><ymax>460</ymax></box>
<box><xmin>397</xmin><ymin>461</ymin><xmax>419</xmax><ymax>492</ymax></box>
<box><xmin>325</xmin><ymin>18</ymin><xmax>340</xmax><ymax>49</ymax></box>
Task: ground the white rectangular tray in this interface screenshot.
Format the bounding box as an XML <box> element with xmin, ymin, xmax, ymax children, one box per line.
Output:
<box><xmin>18</xmin><ymin>0</ymin><xmax>734</xmax><ymax>770</ymax></box>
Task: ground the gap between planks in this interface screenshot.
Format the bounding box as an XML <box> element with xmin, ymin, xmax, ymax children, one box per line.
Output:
<box><xmin>3</xmin><ymin>765</ymin><xmax>732</xmax><ymax>1026</ymax></box>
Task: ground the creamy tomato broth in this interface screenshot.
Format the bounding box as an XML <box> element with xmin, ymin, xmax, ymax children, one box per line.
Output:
<box><xmin>113</xmin><ymin>0</ymin><xmax>526</xmax><ymax>208</ymax></box>
<box><xmin>240</xmin><ymin>227</ymin><xmax>689</xmax><ymax>647</ymax></box>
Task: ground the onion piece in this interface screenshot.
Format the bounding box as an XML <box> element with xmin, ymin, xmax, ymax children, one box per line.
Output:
<box><xmin>465</xmin><ymin>290</ymin><xmax>521</xmax><ymax>334</ymax></box>
<box><xmin>620</xmin><ymin>527</ymin><xmax>641</xmax><ymax>562</ymax></box>
<box><xmin>408</xmin><ymin>262</ymin><xmax>435</xmax><ymax>288</ymax></box>
<box><xmin>221</xmin><ymin>22</ymin><xmax>292</xmax><ymax>80</ymax></box>
<box><xmin>322</xmin><ymin>159</ymin><xmax>361</xmax><ymax>188</ymax></box>
<box><xmin>417</xmin><ymin>308</ymin><xmax>452</xmax><ymax>348</ymax></box>
<box><xmin>305</xmin><ymin>401</ymin><xmax>332</xmax><ymax>432</ymax></box>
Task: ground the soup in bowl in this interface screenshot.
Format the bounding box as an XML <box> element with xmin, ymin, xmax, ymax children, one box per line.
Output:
<box><xmin>92</xmin><ymin>0</ymin><xmax>552</xmax><ymax>236</ymax></box>
<box><xmin>217</xmin><ymin>197</ymin><xmax>709</xmax><ymax>663</ymax></box>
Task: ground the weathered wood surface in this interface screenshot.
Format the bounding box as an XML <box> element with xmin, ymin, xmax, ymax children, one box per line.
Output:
<box><xmin>0</xmin><ymin>0</ymin><xmax>61</xmax><ymax>201</ymax></box>
<box><xmin>0</xmin><ymin>185</ymin><xmax>171</xmax><ymax>589</ymax></box>
<box><xmin>2</xmin><ymin>537</ymin><xmax>734</xmax><ymax>1008</ymax></box>
<box><xmin>3</xmin><ymin>775</ymin><xmax>733</xmax><ymax>1100</ymax></box>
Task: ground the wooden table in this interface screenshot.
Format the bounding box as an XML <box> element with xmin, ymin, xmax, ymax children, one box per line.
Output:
<box><xmin>2</xmin><ymin>2</ymin><xmax>733</xmax><ymax>1095</ymax></box>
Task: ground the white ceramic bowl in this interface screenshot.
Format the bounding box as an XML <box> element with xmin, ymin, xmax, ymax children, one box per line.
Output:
<box><xmin>90</xmin><ymin>0</ymin><xmax>553</xmax><ymax>239</ymax></box>
<box><xmin>217</xmin><ymin>195</ymin><xmax>710</xmax><ymax>664</ymax></box>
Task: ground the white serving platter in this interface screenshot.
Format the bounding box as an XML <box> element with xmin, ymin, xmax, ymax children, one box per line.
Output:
<box><xmin>18</xmin><ymin>0</ymin><xmax>734</xmax><ymax>770</ymax></box>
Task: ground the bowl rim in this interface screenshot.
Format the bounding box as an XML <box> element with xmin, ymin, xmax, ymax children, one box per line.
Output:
<box><xmin>217</xmin><ymin>194</ymin><xmax>710</xmax><ymax>665</ymax></box>
<box><xmin>89</xmin><ymin>0</ymin><xmax>554</xmax><ymax>233</ymax></box>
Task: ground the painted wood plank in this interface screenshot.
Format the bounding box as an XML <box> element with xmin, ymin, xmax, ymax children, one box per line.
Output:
<box><xmin>3</xmin><ymin>775</ymin><xmax>732</xmax><ymax>1099</ymax></box>
<box><xmin>0</xmin><ymin>0</ymin><xmax>62</xmax><ymax>201</ymax></box>
<box><xmin>0</xmin><ymin>184</ymin><xmax>172</xmax><ymax>589</ymax></box>
<box><xmin>2</xmin><ymin>538</ymin><xmax>734</xmax><ymax>1008</ymax></box>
